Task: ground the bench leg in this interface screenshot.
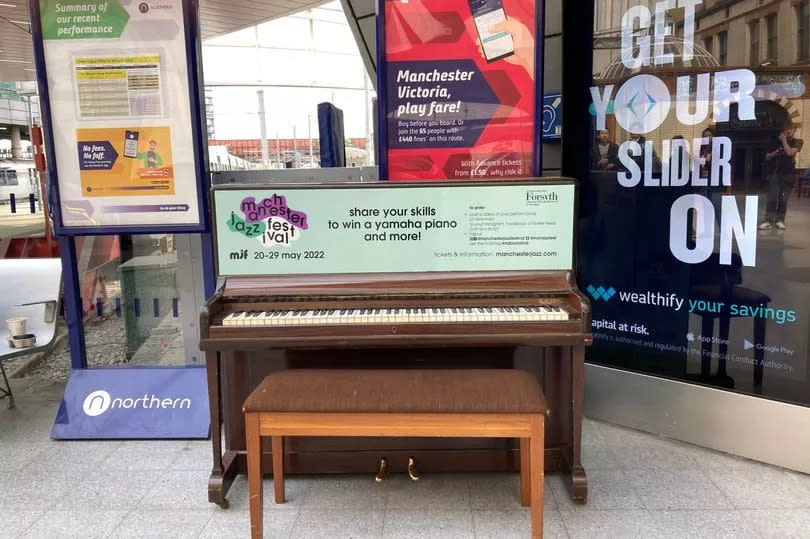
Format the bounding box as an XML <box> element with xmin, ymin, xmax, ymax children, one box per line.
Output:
<box><xmin>530</xmin><ymin>415</ymin><xmax>545</xmax><ymax>539</ymax></box>
<box><xmin>519</xmin><ymin>438</ymin><xmax>530</xmax><ymax>507</ymax></box>
<box><xmin>245</xmin><ymin>413</ymin><xmax>263</xmax><ymax>539</ymax></box>
<box><xmin>272</xmin><ymin>436</ymin><xmax>285</xmax><ymax>504</ymax></box>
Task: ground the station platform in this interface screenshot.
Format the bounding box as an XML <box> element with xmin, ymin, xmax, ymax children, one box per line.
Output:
<box><xmin>1</xmin><ymin>373</ymin><xmax>809</xmax><ymax>538</ymax></box>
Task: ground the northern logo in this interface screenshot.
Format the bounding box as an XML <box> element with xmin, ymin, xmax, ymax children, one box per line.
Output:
<box><xmin>82</xmin><ymin>390</ymin><xmax>192</xmax><ymax>417</ymax></box>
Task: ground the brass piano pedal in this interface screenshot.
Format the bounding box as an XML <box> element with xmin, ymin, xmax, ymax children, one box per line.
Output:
<box><xmin>407</xmin><ymin>456</ymin><xmax>421</xmax><ymax>481</ymax></box>
<box><xmin>375</xmin><ymin>457</ymin><xmax>389</xmax><ymax>482</ymax></box>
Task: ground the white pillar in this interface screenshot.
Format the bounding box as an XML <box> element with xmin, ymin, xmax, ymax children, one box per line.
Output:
<box><xmin>257</xmin><ymin>90</ymin><xmax>269</xmax><ymax>167</ymax></box>
<box><xmin>10</xmin><ymin>126</ymin><xmax>21</xmax><ymax>159</ymax></box>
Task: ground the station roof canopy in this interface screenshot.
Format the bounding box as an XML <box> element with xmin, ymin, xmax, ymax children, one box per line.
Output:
<box><xmin>0</xmin><ymin>0</ymin><xmax>330</xmax><ymax>82</ymax></box>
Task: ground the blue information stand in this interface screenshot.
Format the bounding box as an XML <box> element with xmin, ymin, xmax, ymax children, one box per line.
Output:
<box><xmin>27</xmin><ymin>0</ymin><xmax>215</xmax><ymax>439</ymax></box>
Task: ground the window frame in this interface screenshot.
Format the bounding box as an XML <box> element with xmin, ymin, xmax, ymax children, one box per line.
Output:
<box><xmin>718</xmin><ymin>30</ymin><xmax>728</xmax><ymax>65</ymax></box>
<box><xmin>766</xmin><ymin>13</ymin><xmax>778</xmax><ymax>62</ymax></box>
<box><xmin>749</xmin><ymin>19</ymin><xmax>760</xmax><ymax>65</ymax></box>
<box><xmin>798</xmin><ymin>1</ymin><xmax>810</xmax><ymax>62</ymax></box>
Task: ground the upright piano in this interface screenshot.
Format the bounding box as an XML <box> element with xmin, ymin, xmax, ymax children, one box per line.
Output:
<box><xmin>200</xmin><ymin>179</ymin><xmax>592</xmax><ymax>507</ymax></box>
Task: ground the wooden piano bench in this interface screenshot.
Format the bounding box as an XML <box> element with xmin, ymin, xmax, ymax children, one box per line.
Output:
<box><xmin>243</xmin><ymin>369</ymin><xmax>548</xmax><ymax>539</ymax></box>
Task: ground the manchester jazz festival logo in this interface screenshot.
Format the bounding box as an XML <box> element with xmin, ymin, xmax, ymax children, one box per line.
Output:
<box><xmin>227</xmin><ymin>194</ymin><xmax>309</xmax><ymax>247</ymax></box>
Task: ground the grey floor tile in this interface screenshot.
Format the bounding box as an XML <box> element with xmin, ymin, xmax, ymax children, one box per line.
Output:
<box><xmin>292</xmin><ymin>509</ymin><xmax>385</xmax><ymax>538</ymax></box>
<box><xmin>0</xmin><ymin>404</ymin><xmax>59</xmax><ymax>443</ymax></box>
<box><xmin>469</xmin><ymin>472</ymin><xmax>556</xmax><ymax>510</ymax></box>
<box><xmin>101</xmin><ymin>440</ymin><xmax>187</xmax><ymax>471</ymax></box>
<box><xmin>582</xmin><ymin>418</ymin><xmax>620</xmax><ymax>467</ymax></box>
<box><xmin>630</xmin><ymin>468</ymin><xmax>733</xmax><ymax>510</ymax></box>
<box><xmin>137</xmin><ymin>470</ymin><xmax>212</xmax><ymax>509</ymax></box>
<box><xmin>581</xmin><ymin>418</ymin><xmax>601</xmax><ymax>445</ymax></box>
<box><xmin>647</xmin><ymin>510</ymin><xmax>762</xmax><ymax>538</ymax></box>
<box><xmin>56</xmin><ymin>470</ymin><xmax>164</xmax><ymax>509</ymax></box>
<box><xmin>606</xmin><ymin>433</ymin><xmax>697</xmax><ymax>470</ymax></box>
<box><xmin>747</xmin><ymin>508</ymin><xmax>810</xmax><ymax>538</ymax></box>
<box><xmin>112</xmin><ymin>508</ymin><xmax>212</xmax><ymax>538</ymax></box>
<box><xmin>36</xmin><ymin>439</ymin><xmax>122</xmax><ymax>471</ymax></box>
<box><xmin>201</xmin><ymin>508</ymin><xmax>299</xmax><ymax>538</ymax></box>
<box><xmin>0</xmin><ymin>442</ymin><xmax>48</xmax><ymax>471</ymax></box>
<box><xmin>560</xmin><ymin>509</ymin><xmax>657</xmax><ymax>539</ymax></box>
<box><xmin>384</xmin><ymin>509</ymin><xmax>474</xmax><ymax>538</ymax></box>
<box><xmin>780</xmin><ymin>469</ymin><xmax>810</xmax><ymax>504</ymax></box>
<box><xmin>0</xmin><ymin>509</ymin><xmax>45</xmax><ymax>536</ymax></box>
<box><xmin>680</xmin><ymin>443</ymin><xmax>770</xmax><ymax>471</ymax></box>
<box><xmin>227</xmin><ymin>475</ymin><xmax>311</xmax><ymax>511</ymax></box>
<box><xmin>387</xmin><ymin>473</ymin><xmax>471</xmax><ymax>510</ymax></box>
<box><xmin>305</xmin><ymin>475</ymin><xmax>388</xmax><ymax>509</ymax></box>
<box><xmin>473</xmin><ymin>508</ymin><xmax>568</xmax><ymax>539</ymax></box>
<box><xmin>705</xmin><ymin>466</ymin><xmax>810</xmax><ymax>509</ymax></box>
<box><xmin>170</xmin><ymin>440</ymin><xmax>214</xmax><ymax>471</ymax></box>
<box><xmin>22</xmin><ymin>509</ymin><xmax>127</xmax><ymax>538</ymax></box>
<box><xmin>550</xmin><ymin>469</ymin><xmax>643</xmax><ymax>511</ymax></box>
<box><xmin>581</xmin><ymin>440</ymin><xmax>621</xmax><ymax>470</ymax></box>
<box><xmin>0</xmin><ymin>466</ymin><xmax>87</xmax><ymax>509</ymax></box>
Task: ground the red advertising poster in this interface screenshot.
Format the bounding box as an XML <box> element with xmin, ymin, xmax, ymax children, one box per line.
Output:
<box><xmin>381</xmin><ymin>0</ymin><xmax>540</xmax><ymax>181</ymax></box>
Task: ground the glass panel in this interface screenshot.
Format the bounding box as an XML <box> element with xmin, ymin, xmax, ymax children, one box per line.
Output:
<box><xmin>583</xmin><ymin>0</ymin><xmax>810</xmax><ymax>406</ymax></box>
<box><xmin>76</xmin><ymin>234</ymin><xmax>194</xmax><ymax>367</ymax></box>
<box><xmin>0</xmin><ymin>167</ymin><xmax>46</xmax><ymax>238</ymax></box>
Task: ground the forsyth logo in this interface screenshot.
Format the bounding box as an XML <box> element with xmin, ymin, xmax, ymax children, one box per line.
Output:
<box><xmin>526</xmin><ymin>190</ymin><xmax>558</xmax><ymax>205</ymax></box>
<box><xmin>82</xmin><ymin>390</ymin><xmax>192</xmax><ymax>417</ymax></box>
<box><xmin>586</xmin><ymin>285</ymin><xmax>616</xmax><ymax>302</ymax></box>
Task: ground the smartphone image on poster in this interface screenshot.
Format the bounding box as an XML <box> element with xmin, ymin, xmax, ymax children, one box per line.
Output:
<box><xmin>124</xmin><ymin>130</ymin><xmax>139</xmax><ymax>158</ymax></box>
<box><xmin>469</xmin><ymin>0</ymin><xmax>514</xmax><ymax>62</ymax></box>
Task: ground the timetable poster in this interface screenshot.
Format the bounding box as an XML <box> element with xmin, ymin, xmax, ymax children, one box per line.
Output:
<box><xmin>215</xmin><ymin>183</ymin><xmax>574</xmax><ymax>275</ymax></box>
<box><xmin>37</xmin><ymin>0</ymin><xmax>203</xmax><ymax>230</ymax></box>
<box><xmin>382</xmin><ymin>0</ymin><xmax>541</xmax><ymax>181</ymax></box>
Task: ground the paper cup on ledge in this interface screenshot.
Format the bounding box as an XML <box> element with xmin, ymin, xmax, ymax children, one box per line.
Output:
<box><xmin>6</xmin><ymin>317</ymin><xmax>27</xmax><ymax>337</ymax></box>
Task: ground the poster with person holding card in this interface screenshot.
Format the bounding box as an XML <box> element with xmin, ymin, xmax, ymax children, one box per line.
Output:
<box><xmin>380</xmin><ymin>0</ymin><xmax>541</xmax><ymax>181</ymax></box>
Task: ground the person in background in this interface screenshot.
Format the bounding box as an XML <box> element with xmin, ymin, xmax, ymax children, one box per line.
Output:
<box><xmin>592</xmin><ymin>129</ymin><xmax>619</xmax><ymax>170</ymax></box>
<box><xmin>672</xmin><ymin>135</ymin><xmax>690</xmax><ymax>177</ymax></box>
<box><xmin>699</xmin><ymin>127</ymin><xmax>714</xmax><ymax>180</ymax></box>
<box><xmin>630</xmin><ymin>134</ymin><xmax>661</xmax><ymax>172</ymax></box>
<box><xmin>760</xmin><ymin>124</ymin><xmax>804</xmax><ymax>230</ymax></box>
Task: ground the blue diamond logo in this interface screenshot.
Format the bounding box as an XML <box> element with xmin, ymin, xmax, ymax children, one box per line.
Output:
<box><xmin>627</xmin><ymin>91</ymin><xmax>656</xmax><ymax>118</ymax></box>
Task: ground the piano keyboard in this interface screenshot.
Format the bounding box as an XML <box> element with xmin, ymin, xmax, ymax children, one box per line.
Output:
<box><xmin>222</xmin><ymin>306</ymin><xmax>568</xmax><ymax>327</ymax></box>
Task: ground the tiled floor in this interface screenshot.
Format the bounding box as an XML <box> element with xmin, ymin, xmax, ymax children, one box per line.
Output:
<box><xmin>1</xmin><ymin>378</ymin><xmax>809</xmax><ymax>538</ymax></box>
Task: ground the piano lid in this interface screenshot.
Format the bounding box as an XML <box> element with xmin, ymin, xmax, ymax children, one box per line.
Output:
<box><xmin>212</xmin><ymin>178</ymin><xmax>577</xmax><ymax>277</ymax></box>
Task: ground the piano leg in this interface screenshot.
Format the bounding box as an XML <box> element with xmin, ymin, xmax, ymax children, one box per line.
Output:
<box><xmin>207</xmin><ymin>351</ymin><xmax>236</xmax><ymax>508</ymax></box>
<box><xmin>566</xmin><ymin>344</ymin><xmax>588</xmax><ymax>502</ymax></box>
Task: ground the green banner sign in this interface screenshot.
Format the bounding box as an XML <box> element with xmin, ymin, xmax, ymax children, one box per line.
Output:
<box><xmin>214</xmin><ymin>182</ymin><xmax>576</xmax><ymax>276</ymax></box>
<box><xmin>41</xmin><ymin>0</ymin><xmax>129</xmax><ymax>40</ymax></box>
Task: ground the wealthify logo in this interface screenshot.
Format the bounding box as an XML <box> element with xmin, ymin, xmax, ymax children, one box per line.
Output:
<box><xmin>587</xmin><ymin>285</ymin><xmax>616</xmax><ymax>302</ymax></box>
<box><xmin>82</xmin><ymin>389</ymin><xmax>192</xmax><ymax>417</ymax></box>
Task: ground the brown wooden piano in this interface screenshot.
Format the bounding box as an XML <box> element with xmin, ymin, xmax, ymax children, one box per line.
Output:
<box><xmin>199</xmin><ymin>179</ymin><xmax>592</xmax><ymax>508</ymax></box>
